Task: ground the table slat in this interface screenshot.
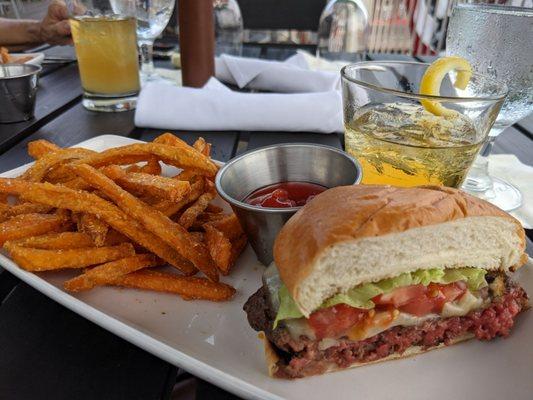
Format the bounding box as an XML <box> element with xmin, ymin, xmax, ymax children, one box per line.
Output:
<box><xmin>241</xmin><ymin>45</ymin><xmax>262</xmax><ymax>58</ymax></box>
<box><xmin>492</xmin><ymin>126</ymin><xmax>533</xmax><ymax>165</ymax></box>
<box><xmin>264</xmin><ymin>47</ymin><xmax>297</xmax><ymax>60</ymax></box>
<box><xmin>516</xmin><ymin>114</ymin><xmax>533</xmax><ymax>140</ymax></box>
<box><xmin>244</xmin><ymin>132</ymin><xmax>343</xmax><ymax>152</ymax></box>
<box><xmin>0</xmin><ymin>103</ymin><xmax>134</xmax><ymax>173</ymax></box>
<box><xmin>0</xmin><ymin>63</ymin><xmax>82</xmax><ymax>155</ymax></box>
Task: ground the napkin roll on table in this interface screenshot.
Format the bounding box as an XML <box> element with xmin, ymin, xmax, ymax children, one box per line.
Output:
<box><xmin>135</xmin><ymin>53</ymin><xmax>349</xmax><ymax>133</ymax></box>
<box><xmin>134</xmin><ymin>79</ymin><xmax>343</xmax><ymax>133</ymax></box>
<box><xmin>214</xmin><ymin>53</ymin><xmax>340</xmax><ymax>93</ymax></box>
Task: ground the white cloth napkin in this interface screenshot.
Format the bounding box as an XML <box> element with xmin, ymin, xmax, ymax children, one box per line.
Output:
<box><xmin>488</xmin><ymin>154</ymin><xmax>533</xmax><ymax>229</ymax></box>
<box><xmin>134</xmin><ymin>78</ymin><xmax>343</xmax><ymax>133</ymax></box>
<box><xmin>215</xmin><ymin>53</ymin><xmax>340</xmax><ymax>93</ymax></box>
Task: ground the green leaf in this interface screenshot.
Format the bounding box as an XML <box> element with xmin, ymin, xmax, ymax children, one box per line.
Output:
<box><xmin>273</xmin><ymin>285</ymin><xmax>305</xmax><ymax>328</ymax></box>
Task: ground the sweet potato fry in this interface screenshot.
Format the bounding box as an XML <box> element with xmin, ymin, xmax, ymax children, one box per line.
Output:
<box><xmin>152</xmin><ymin>132</ymin><xmax>190</xmax><ymax>147</ymax></box>
<box><xmin>229</xmin><ymin>234</ymin><xmax>248</xmax><ymax>270</ymax></box>
<box><xmin>77</xmin><ymin>213</ymin><xmax>109</xmax><ymax>246</ymax></box>
<box><xmin>205</xmin><ymin>213</ymin><xmax>244</xmax><ymax>241</ymax></box>
<box><xmin>0</xmin><ymin>178</ymin><xmax>34</xmax><ymax>195</ymax></box>
<box><xmin>0</xmin><ymin>202</ymin><xmax>53</xmax><ymax>223</ymax></box>
<box><xmin>190</xmin><ymin>212</ymin><xmax>226</xmax><ymax>230</ymax></box>
<box><xmin>109</xmin><ymin>270</ymin><xmax>236</xmax><ymax>301</ymax></box>
<box><xmin>45</xmin><ymin>164</ymin><xmax>77</xmax><ymax>183</ymax></box>
<box><xmin>5</xmin><ymin>243</ymin><xmax>135</xmax><ymax>272</ymax></box>
<box><xmin>126</xmin><ymin>157</ymin><xmax>162</xmax><ymax>175</ymax></box>
<box><xmin>188</xmin><ymin>231</ymin><xmax>205</xmax><ymax>243</ymax></box>
<box><xmin>152</xmin><ymin>178</ymin><xmax>205</xmax><ymax>217</ymax></box>
<box><xmin>192</xmin><ymin>137</ymin><xmax>211</xmax><ymax>157</ymax></box>
<box><xmin>155</xmin><ymin>134</ymin><xmax>212</xmax><ymax>160</ymax></box>
<box><xmin>68</xmin><ymin>164</ymin><xmax>218</xmax><ymax>281</ymax></box>
<box><xmin>0</xmin><ymin>179</ymin><xmax>197</xmax><ymax>275</ymax></box>
<box><xmin>0</xmin><ymin>135</ymin><xmax>248</xmax><ymax>302</ymax></box>
<box><xmin>179</xmin><ymin>189</ymin><xmax>216</xmax><ymax>229</ymax></box>
<box><xmin>64</xmin><ymin>254</ymin><xmax>161</xmax><ymax>292</ymax></box>
<box><xmin>9</xmin><ymin>232</ymin><xmax>95</xmax><ymax>249</ymax></box>
<box><xmin>54</xmin><ymin>208</ymin><xmax>71</xmax><ymax>218</ymax></box>
<box><xmin>73</xmin><ymin>143</ymin><xmax>217</xmax><ymax>177</ymax></box>
<box><xmin>0</xmin><ymin>203</ymin><xmax>9</xmax><ymax>215</ymax></box>
<box><xmin>62</xmin><ymin>177</ymin><xmax>92</xmax><ymax>191</ymax></box>
<box><xmin>102</xmin><ymin>165</ymin><xmax>191</xmax><ymax>202</ymax></box>
<box><xmin>204</xmin><ymin>143</ymin><xmax>212</xmax><ymax>157</ymax></box>
<box><xmin>27</xmin><ymin>140</ymin><xmax>60</xmax><ymax>159</ymax></box>
<box><xmin>205</xmin><ymin>204</ymin><xmax>223</xmax><ymax>214</ymax></box>
<box><xmin>103</xmin><ymin>229</ymin><xmax>131</xmax><ymax>245</ymax></box>
<box><xmin>204</xmin><ymin>224</ymin><xmax>232</xmax><ymax>274</ymax></box>
<box><xmin>21</xmin><ymin>148</ymin><xmax>95</xmax><ymax>182</ymax></box>
<box><xmin>0</xmin><ymin>213</ymin><xmax>71</xmax><ymax>246</ymax></box>
<box><xmin>174</xmin><ymin>170</ymin><xmax>199</xmax><ymax>182</ymax></box>
<box><xmin>0</xmin><ymin>46</ymin><xmax>8</xmax><ymax>63</ymax></box>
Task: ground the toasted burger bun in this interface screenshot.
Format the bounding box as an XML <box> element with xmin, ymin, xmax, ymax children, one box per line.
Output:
<box><xmin>273</xmin><ymin>185</ymin><xmax>526</xmax><ymax>317</ymax></box>
<box><xmin>260</xmin><ymin>331</ymin><xmax>475</xmax><ymax>378</ymax></box>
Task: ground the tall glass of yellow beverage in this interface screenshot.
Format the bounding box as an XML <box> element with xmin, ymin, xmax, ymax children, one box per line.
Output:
<box><xmin>340</xmin><ymin>61</ymin><xmax>507</xmax><ymax>188</ymax></box>
<box><xmin>67</xmin><ymin>0</ymin><xmax>140</xmax><ymax>112</ymax></box>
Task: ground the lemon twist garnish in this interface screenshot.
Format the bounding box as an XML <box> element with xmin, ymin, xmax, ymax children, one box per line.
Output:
<box><xmin>419</xmin><ymin>56</ymin><xmax>473</xmax><ymax>117</ymax></box>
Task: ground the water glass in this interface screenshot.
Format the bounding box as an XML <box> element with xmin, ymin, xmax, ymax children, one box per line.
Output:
<box><xmin>136</xmin><ymin>0</ymin><xmax>175</xmax><ymax>82</ymax></box>
<box><xmin>317</xmin><ymin>0</ymin><xmax>369</xmax><ymax>62</ymax></box>
<box><xmin>446</xmin><ymin>4</ymin><xmax>533</xmax><ymax>211</ymax></box>
<box><xmin>68</xmin><ymin>0</ymin><xmax>140</xmax><ymax>112</ymax></box>
<box><xmin>214</xmin><ymin>0</ymin><xmax>243</xmax><ymax>56</ymax></box>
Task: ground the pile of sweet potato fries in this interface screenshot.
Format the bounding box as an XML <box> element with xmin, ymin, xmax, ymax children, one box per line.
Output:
<box><xmin>0</xmin><ymin>133</ymin><xmax>247</xmax><ymax>302</ymax></box>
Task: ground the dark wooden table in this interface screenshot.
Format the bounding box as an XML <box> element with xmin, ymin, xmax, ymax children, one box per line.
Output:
<box><xmin>0</xmin><ymin>44</ymin><xmax>531</xmax><ymax>400</ymax></box>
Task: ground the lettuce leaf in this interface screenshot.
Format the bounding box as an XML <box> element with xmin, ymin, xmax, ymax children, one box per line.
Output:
<box><xmin>273</xmin><ymin>267</ymin><xmax>487</xmax><ymax>328</ymax></box>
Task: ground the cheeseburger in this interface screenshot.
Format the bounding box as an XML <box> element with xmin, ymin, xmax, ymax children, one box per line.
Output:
<box><xmin>244</xmin><ymin>185</ymin><xmax>529</xmax><ymax>379</ymax></box>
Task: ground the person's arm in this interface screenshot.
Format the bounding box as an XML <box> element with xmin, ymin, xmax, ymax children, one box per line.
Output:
<box><xmin>0</xmin><ymin>18</ymin><xmax>42</xmax><ymax>46</ymax></box>
<box><xmin>0</xmin><ymin>1</ymin><xmax>71</xmax><ymax>47</ymax></box>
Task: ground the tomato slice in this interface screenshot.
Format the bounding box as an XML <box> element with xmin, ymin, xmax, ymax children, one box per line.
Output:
<box><xmin>309</xmin><ymin>282</ymin><xmax>469</xmax><ymax>338</ymax></box>
<box><xmin>373</xmin><ymin>284</ymin><xmax>427</xmax><ymax>307</ymax></box>
<box><xmin>399</xmin><ymin>294</ymin><xmax>439</xmax><ymax>316</ymax></box>
<box><xmin>428</xmin><ymin>281</ymin><xmax>467</xmax><ymax>312</ymax></box>
<box><xmin>308</xmin><ymin>304</ymin><xmax>367</xmax><ymax>339</ymax></box>
<box><xmin>373</xmin><ymin>281</ymin><xmax>468</xmax><ymax>316</ymax></box>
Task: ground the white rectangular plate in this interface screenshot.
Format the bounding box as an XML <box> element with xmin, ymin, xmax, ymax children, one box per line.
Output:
<box><xmin>1</xmin><ymin>135</ymin><xmax>532</xmax><ymax>400</ymax></box>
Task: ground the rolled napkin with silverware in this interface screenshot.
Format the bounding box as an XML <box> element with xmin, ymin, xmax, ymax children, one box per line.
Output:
<box><xmin>134</xmin><ymin>78</ymin><xmax>343</xmax><ymax>133</ymax></box>
<box><xmin>214</xmin><ymin>53</ymin><xmax>340</xmax><ymax>93</ymax></box>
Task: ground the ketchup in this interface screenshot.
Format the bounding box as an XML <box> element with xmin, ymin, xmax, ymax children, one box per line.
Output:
<box><xmin>243</xmin><ymin>182</ymin><xmax>327</xmax><ymax>208</ymax></box>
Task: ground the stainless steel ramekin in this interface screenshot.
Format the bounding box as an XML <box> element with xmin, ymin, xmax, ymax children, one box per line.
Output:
<box><xmin>215</xmin><ymin>143</ymin><xmax>362</xmax><ymax>265</ymax></box>
<box><xmin>0</xmin><ymin>64</ymin><xmax>41</xmax><ymax>123</ymax></box>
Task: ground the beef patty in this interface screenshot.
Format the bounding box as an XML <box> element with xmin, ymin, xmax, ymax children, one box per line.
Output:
<box><xmin>244</xmin><ymin>273</ymin><xmax>529</xmax><ymax>379</ymax></box>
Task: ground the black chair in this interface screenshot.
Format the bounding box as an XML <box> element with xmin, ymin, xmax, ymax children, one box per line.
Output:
<box><xmin>239</xmin><ymin>0</ymin><xmax>327</xmax><ymax>31</ymax></box>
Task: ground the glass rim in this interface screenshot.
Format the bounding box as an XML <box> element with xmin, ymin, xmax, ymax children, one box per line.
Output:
<box><xmin>340</xmin><ymin>61</ymin><xmax>508</xmax><ymax>102</ymax></box>
<box><xmin>454</xmin><ymin>3</ymin><xmax>533</xmax><ymax>16</ymax></box>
